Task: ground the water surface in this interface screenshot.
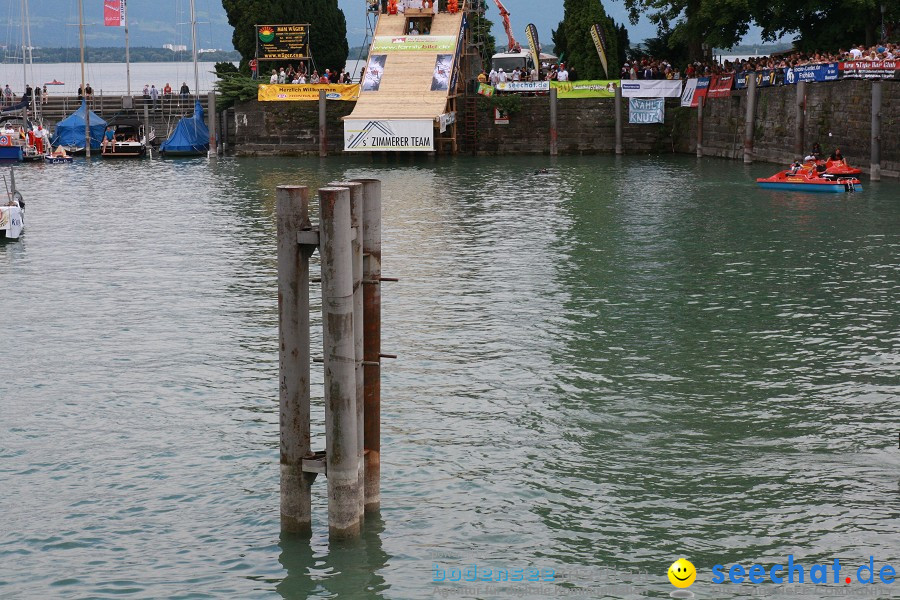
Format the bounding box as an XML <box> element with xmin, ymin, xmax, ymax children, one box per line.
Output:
<box><xmin>1</xmin><ymin>155</ymin><xmax>898</xmax><ymax>599</ymax></box>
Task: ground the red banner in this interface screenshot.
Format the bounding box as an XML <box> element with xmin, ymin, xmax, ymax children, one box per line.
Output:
<box><xmin>104</xmin><ymin>0</ymin><xmax>124</xmax><ymax>27</ymax></box>
<box><xmin>707</xmin><ymin>74</ymin><xmax>733</xmax><ymax>97</ymax></box>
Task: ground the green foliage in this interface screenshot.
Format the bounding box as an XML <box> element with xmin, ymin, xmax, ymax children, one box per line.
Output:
<box><xmin>631</xmin><ymin>26</ymin><xmax>689</xmax><ymax>69</ymax></box>
<box><xmin>615</xmin><ymin>23</ymin><xmax>630</xmax><ymax>68</ymax></box>
<box><xmin>756</xmin><ymin>0</ymin><xmax>899</xmax><ymax>50</ymax></box>
<box><xmin>221</xmin><ymin>0</ymin><xmax>349</xmax><ymax>73</ymax></box>
<box><xmin>477</xmin><ymin>93</ymin><xmax>521</xmax><ymax>114</ymax></box>
<box><xmin>470</xmin><ymin>0</ymin><xmax>497</xmax><ymax>72</ymax></box>
<box><xmin>214</xmin><ymin>72</ymin><xmax>260</xmax><ymax>110</ymax></box>
<box><xmin>623</xmin><ymin>0</ymin><xmax>750</xmax><ymax>60</ymax></box>
<box><xmin>553</xmin><ymin>0</ymin><xmax>620</xmax><ymax>79</ymax></box>
<box><xmin>214</xmin><ymin>61</ymin><xmax>240</xmax><ymax>77</ymax></box>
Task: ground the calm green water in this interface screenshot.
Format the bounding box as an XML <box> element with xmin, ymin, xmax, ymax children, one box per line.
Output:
<box><xmin>1</xmin><ymin>155</ymin><xmax>898</xmax><ymax>599</ymax></box>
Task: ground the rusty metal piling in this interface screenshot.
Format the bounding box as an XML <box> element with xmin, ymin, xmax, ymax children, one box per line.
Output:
<box><xmin>277</xmin><ymin>186</ymin><xmax>314</xmax><ymax>535</ymax></box>
<box><xmin>319</xmin><ymin>186</ymin><xmax>360</xmax><ymax>538</ymax></box>
<box><xmin>696</xmin><ymin>95</ymin><xmax>704</xmax><ymax>158</ymax></box>
<box><xmin>355</xmin><ymin>178</ymin><xmax>382</xmax><ymax>512</ymax></box>
<box><xmin>614</xmin><ymin>85</ymin><xmax>623</xmax><ymax>155</ymax></box>
<box><xmin>794</xmin><ymin>81</ymin><xmax>806</xmax><ymax>158</ymax></box>
<box><xmin>319</xmin><ymin>90</ymin><xmax>327</xmax><ymax>157</ymax></box>
<box><xmin>743</xmin><ymin>74</ymin><xmax>757</xmax><ymax>164</ymax></box>
<box><xmin>871</xmin><ymin>81</ymin><xmax>882</xmax><ymax>181</ymax></box>
<box><xmin>329</xmin><ymin>180</ymin><xmax>366</xmax><ymax>522</ymax></box>
<box><xmin>549</xmin><ymin>87</ymin><xmax>558</xmax><ymax>156</ymax></box>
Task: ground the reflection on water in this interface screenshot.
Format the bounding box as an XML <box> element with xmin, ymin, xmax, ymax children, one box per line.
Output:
<box><xmin>0</xmin><ymin>155</ymin><xmax>898</xmax><ymax>599</ymax></box>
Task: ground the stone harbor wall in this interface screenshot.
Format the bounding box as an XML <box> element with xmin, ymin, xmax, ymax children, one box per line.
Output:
<box><xmin>462</xmin><ymin>96</ymin><xmax>679</xmax><ymax>155</ymax></box>
<box><xmin>677</xmin><ymin>79</ymin><xmax>900</xmax><ymax>177</ymax></box>
<box><xmin>228</xmin><ymin>100</ymin><xmax>354</xmax><ymax>156</ymax></box>
<box><xmin>225</xmin><ymin>79</ymin><xmax>900</xmax><ymax>177</ymax></box>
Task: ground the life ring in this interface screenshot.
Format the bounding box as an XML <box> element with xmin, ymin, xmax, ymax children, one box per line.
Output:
<box><xmin>0</xmin><ymin>135</ymin><xmax>10</xmax><ymax>146</ymax></box>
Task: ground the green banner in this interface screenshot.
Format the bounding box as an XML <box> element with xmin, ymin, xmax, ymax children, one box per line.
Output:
<box><xmin>372</xmin><ymin>35</ymin><xmax>457</xmax><ymax>53</ymax></box>
<box><xmin>551</xmin><ymin>80</ymin><xmax>620</xmax><ymax>98</ymax></box>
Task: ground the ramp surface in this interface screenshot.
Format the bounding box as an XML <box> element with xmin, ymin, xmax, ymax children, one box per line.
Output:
<box><xmin>345</xmin><ymin>12</ymin><xmax>463</xmax><ymax>122</ymax></box>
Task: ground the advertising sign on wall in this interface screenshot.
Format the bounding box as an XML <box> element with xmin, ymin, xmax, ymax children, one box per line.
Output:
<box><xmin>550</xmin><ymin>80</ymin><xmax>617</xmax><ymax>98</ymax></box>
<box><xmin>680</xmin><ymin>78</ymin><xmax>697</xmax><ymax>107</ymax></box>
<box><xmin>784</xmin><ymin>63</ymin><xmax>840</xmax><ymax>84</ymax></box>
<box><xmin>496</xmin><ymin>81</ymin><xmax>550</xmax><ymax>92</ymax></box>
<box><xmin>621</xmin><ymin>80</ymin><xmax>682</xmax><ymax>98</ymax></box>
<box><xmin>256</xmin><ymin>24</ymin><xmax>310</xmax><ymax>61</ymax></box>
<box><xmin>707</xmin><ymin>74</ymin><xmax>734</xmax><ymax>97</ymax></box>
<box><xmin>628</xmin><ymin>98</ymin><xmax>665</xmax><ymax>123</ymax></box>
<box><xmin>258</xmin><ymin>84</ymin><xmax>360</xmax><ymax>101</ymax></box>
<box><xmin>840</xmin><ymin>61</ymin><xmax>900</xmax><ymax>80</ymax></box>
<box><xmin>344</xmin><ymin>119</ymin><xmax>434</xmax><ymax>151</ymax></box>
<box><xmin>681</xmin><ymin>78</ymin><xmax>709</xmax><ymax>107</ymax></box>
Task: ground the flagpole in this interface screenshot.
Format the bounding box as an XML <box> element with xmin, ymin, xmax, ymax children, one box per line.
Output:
<box><xmin>124</xmin><ymin>0</ymin><xmax>131</xmax><ymax>100</ymax></box>
<box><xmin>190</xmin><ymin>0</ymin><xmax>199</xmax><ymax>98</ymax></box>
<box><xmin>79</xmin><ymin>0</ymin><xmax>89</xmax><ymax>158</ymax></box>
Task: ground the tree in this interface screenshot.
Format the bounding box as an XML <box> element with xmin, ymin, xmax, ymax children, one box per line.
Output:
<box><xmin>553</xmin><ymin>0</ymin><xmax>619</xmax><ymax>79</ymax></box>
<box><xmin>622</xmin><ymin>0</ymin><xmax>751</xmax><ymax>60</ymax></box>
<box><xmin>222</xmin><ymin>0</ymin><xmax>349</xmax><ymax>74</ymax></box>
<box><xmin>615</xmin><ymin>23</ymin><xmax>630</xmax><ymax>69</ymax></box>
<box><xmin>754</xmin><ymin>0</ymin><xmax>900</xmax><ymax>51</ymax></box>
<box><xmin>633</xmin><ymin>26</ymin><xmax>689</xmax><ymax>68</ymax></box>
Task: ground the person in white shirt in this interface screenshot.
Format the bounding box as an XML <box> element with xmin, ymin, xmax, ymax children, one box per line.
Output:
<box><xmin>270</xmin><ymin>70</ymin><xmax>278</xmax><ymax>84</ymax></box>
<box><xmin>557</xmin><ymin>65</ymin><xmax>569</xmax><ymax>82</ymax></box>
<box><xmin>530</xmin><ymin>67</ymin><xmax>538</xmax><ymax>81</ymax></box>
<box><xmin>849</xmin><ymin>45</ymin><xmax>863</xmax><ymax>59</ymax></box>
<box><xmin>488</xmin><ymin>68</ymin><xmax>498</xmax><ymax>85</ymax></box>
<box><xmin>511</xmin><ymin>69</ymin><xmax>520</xmax><ymax>82</ymax></box>
<box><xmin>498</xmin><ymin>68</ymin><xmax>507</xmax><ymax>83</ymax></box>
<box><xmin>278</xmin><ymin>68</ymin><xmax>286</xmax><ymax>83</ymax></box>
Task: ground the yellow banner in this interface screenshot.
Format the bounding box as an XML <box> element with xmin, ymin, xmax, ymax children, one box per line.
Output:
<box><xmin>257</xmin><ymin>84</ymin><xmax>360</xmax><ymax>102</ymax></box>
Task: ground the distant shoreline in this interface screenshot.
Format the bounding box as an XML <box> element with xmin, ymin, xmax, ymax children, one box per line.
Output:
<box><xmin>1</xmin><ymin>46</ymin><xmax>240</xmax><ymax>64</ymax></box>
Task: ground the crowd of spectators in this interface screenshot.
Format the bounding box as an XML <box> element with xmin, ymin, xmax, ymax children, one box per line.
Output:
<box><xmin>267</xmin><ymin>65</ymin><xmax>354</xmax><ymax>85</ymax></box>
<box><xmin>619</xmin><ymin>42</ymin><xmax>898</xmax><ymax>81</ymax></box>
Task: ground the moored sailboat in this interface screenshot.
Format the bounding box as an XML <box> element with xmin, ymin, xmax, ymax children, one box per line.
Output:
<box><xmin>159</xmin><ymin>0</ymin><xmax>209</xmax><ymax>157</ymax></box>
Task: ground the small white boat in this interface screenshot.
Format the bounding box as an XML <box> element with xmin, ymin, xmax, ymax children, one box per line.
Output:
<box><xmin>1</xmin><ymin>167</ymin><xmax>24</xmax><ymax>241</ymax></box>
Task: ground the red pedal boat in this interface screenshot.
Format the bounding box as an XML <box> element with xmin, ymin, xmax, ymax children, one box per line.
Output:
<box><xmin>757</xmin><ymin>167</ymin><xmax>862</xmax><ymax>193</ymax></box>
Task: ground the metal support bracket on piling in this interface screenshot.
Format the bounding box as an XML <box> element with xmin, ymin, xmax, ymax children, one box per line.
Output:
<box><xmin>302</xmin><ymin>451</ymin><xmax>327</xmax><ymax>475</ymax></box>
<box><xmin>297</xmin><ymin>228</ymin><xmax>320</xmax><ymax>247</ymax></box>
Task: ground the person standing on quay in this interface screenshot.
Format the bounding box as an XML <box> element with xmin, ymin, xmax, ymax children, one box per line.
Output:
<box><xmin>41</xmin><ymin>84</ymin><xmax>48</xmax><ymax>105</ymax></box>
<box><xmin>249</xmin><ymin>58</ymin><xmax>258</xmax><ymax>80</ymax></box>
<box><xmin>150</xmin><ymin>84</ymin><xmax>159</xmax><ymax>110</ymax></box>
<box><xmin>180</xmin><ymin>82</ymin><xmax>190</xmax><ymax>100</ymax></box>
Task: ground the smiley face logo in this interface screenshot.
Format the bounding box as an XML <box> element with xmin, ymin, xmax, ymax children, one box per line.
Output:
<box><xmin>668</xmin><ymin>558</ymin><xmax>696</xmax><ymax>588</ymax></box>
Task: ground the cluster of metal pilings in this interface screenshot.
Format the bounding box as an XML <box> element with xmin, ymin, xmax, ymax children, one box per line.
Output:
<box><xmin>276</xmin><ymin>179</ymin><xmax>388</xmax><ymax>538</ymax></box>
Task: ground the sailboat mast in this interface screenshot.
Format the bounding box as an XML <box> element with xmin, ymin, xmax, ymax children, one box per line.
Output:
<box><xmin>78</xmin><ymin>0</ymin><xmax>90</xmax><ymax>158</ymax></box>
<box><xmin>20</xmin><ymin>0</ymin><xmax>26</xmax><ymax>96</ymax></box>
<box><xmin>190</xmin><ymin>0</ymin><xmax>199</xmax><ymax>97</ymax></box>
<box><xmin>24</xmin><ymin>0</ymin><xmax>36</xmax><ymax>117</ymax></box>
<box><xmin>124</xmin><ymin>0</ymin><xmax>131</xmax><ymax>99</ymax></box>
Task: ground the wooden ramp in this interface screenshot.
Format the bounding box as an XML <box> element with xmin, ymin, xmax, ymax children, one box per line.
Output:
<box><xmin>345</xmin><ymin>12</ymin><xmax>463</xmax><ymax>123</ymax></box>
